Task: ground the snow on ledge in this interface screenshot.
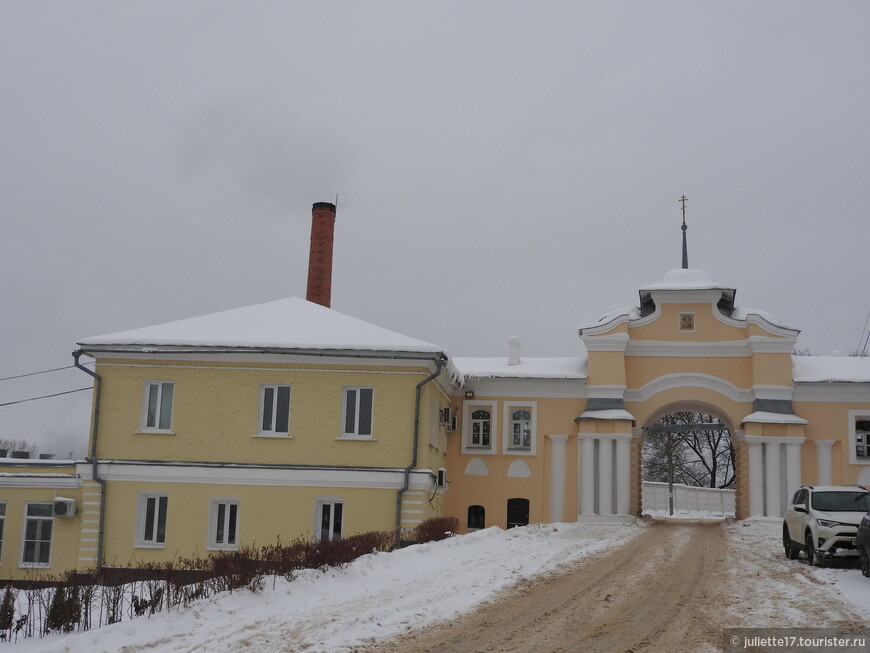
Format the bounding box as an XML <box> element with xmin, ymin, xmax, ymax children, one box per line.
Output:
<box><xmin>741</xmin><ymin>411</ymin><xmax>808</xmax><ymax>425</ymax></box>
<box><xmin>577</xmin><ymin>409</ymin><xmax>636</xmax><ymax>421</ymax></box>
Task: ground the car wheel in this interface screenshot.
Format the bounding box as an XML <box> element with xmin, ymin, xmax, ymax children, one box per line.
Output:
<box><xmin>860</xmin><ymin>545</ymin><xmax>870</xmax><ymax>578</ymax></box>
<box><xmin>783</xmin><ymin>524</ymin><xmax>799</xmax><ymax>560</ymax></box>
<box><xmin>805</xmin><ymin>531</ymin><xmax>822</xmax><ymax>567</ymax></box>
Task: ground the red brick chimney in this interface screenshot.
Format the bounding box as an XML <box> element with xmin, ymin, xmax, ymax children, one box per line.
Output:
<box><xmin>306</xmin><ymin>201</ymin><xmax>336</xmax><ymax>307</ymax></box>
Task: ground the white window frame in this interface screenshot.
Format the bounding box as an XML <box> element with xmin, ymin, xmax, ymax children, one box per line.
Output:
<box><xmin>849</xmin><ymin>410</ymin><xmax>870</xmax><ymax>465</ymax></box>
<box><xmin>315</xmin><ymin>497</ymin><xmax>344</xmax><ymax>541</ymax></box>
<box><xmin>502</xmin><ymin>402</ymin><xmax>537</xmax><ymax>455</ymax></box>
<box><xmin>340</xmin><ymin>387</ymin><xmax>374</xmax><ymax>439</ymax></box>
<box><xmin>208</xmin><ymin>499</ymin><xmax>240</xmax><ymax>550</ymax></box>
<box><xmin>256</xmin><ymin>384</ymin><xmax>291</xmax><ymax>437</ymax></box>
<box><xmin>0</xmin><ymin>502</ymin><xmax>6</xmax><ymax>563</ymax></box>
<box><xmin>140</xmin><ymin>381</ymin><xmax>175</xmax><ymax>433</ymax></box>
<box><xmin>461</xmin><ymin>401</ymin><xmax>497</xmax><ymax>455</ymax></box>
<box><xmin>20</xmin><ymin>502</ymin><xmax>53</xmax><ymax>568</ymax></box>
<box><xmin>136</xmin><ymin>493</ymin><xmax>168</xmax><ymax>548</ymax></box>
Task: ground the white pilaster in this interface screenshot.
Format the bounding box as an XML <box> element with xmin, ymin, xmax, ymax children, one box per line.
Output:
<box><xmin>815</xmin><ymin>439</ymin><xmax>836</xmax><ymax>486</ymax></box>
<box><xmin>579</xmin><ymin>434</ymin><xmax>596</xmax><ymax>516</ymax></box>
<box><xmin>783</xmin><ymin>437</ymin><xmax>805</xmax><ymax>503</ymax></box>
<box><xmin>614</xmin><ymin>434</ymin><xmax>632</xmax><ymax>515</ymax></box>
<box><xmin>764</xmin><ymin>440</ymin><xmax>782</xmax><ymax>517</ymax></box>
<box><xmin>746</xmin><ymin>436</ymin><xmax>765</xmax><ymax>517</ymax></box>
<box><xmin>548</xmin><ymin>435</ymin><xmax>569</xmax><ymax>523</ymax></box>
<box><xmin>598</xmin><ymin>436</ymin><xmax>613</xmax><ymax>515</ymax></box>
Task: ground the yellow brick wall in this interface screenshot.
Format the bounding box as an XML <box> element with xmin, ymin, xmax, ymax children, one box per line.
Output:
<box><xmin>94</xmin><ymin>359</ymin><xmax>431</xmax><ymax>468</ymax></box>
<box><xmin>0</xmin><ymin>479</ymin><xmax>84</xmax><ymax>580</ymax></box>
<box><xmin>100</xmin><ymin>479</ymin><xmax>402</xmax><ymax>567</ymax></box>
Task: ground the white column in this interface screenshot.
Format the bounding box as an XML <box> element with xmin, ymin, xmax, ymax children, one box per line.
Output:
<box><xmin>746</xmin><ymin>436</ymin><xmax>765</xmax><ymax>517</ymax></box>
<box><xmin>783</xmin><ymin>437</ymin><xmax>805</xmax><ymax>505</ymax></box>
<box><xmin>598</xmin><ymin>436</ymin><xmax>613</xmax><ymax>515</ymax></box>
<box><xmin>614</xmin><ymin>434</ymin><xmax>632</xmax><ymax>515</ymax></box>
<box><xmin>579</xmin><ymin>434</ymin><xmax>596</xmax><ymax>516</ymax></box>
<box><xmin>765</xmin><ymin>440</ymin><xmax>782</xmax><ymax>517</ymax></box>
<box><xmin>548</xmin><ymin>435</ymin><xmax>569</xmax><ymax>523</ymax></box>
<box><xmin>815</xmin><ymin>440</ymin><xmax>836</xmax><ymax>486</ymax></box>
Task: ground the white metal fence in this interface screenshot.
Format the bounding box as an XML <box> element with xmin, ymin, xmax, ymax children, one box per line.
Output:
<box><xmin>642</xmin><ymin>481</ymin><xmax>735</xmax><ymax>517</ymax></box>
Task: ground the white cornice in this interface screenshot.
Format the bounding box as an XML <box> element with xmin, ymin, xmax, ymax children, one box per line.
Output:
<box><xmin>459</xmin><ymin>377</ymin><xmax>587</xmax><ymax>399</ymax></box>
<box><xmin>752</xmin><ymin>385</ymin><xmax>795</xmax><ymax>401</ymax></box>
<box><xmin>626</xmin><ymin>340</ymin><xmax>749</xmax><ymax>357</ymax></box>
<box><xmin>79</xmin><ymin>463</ymin><xmax>433</xmax><ymax>491</ymax></box>
<box><xmin>0</xmin><ymin>474</ymin><xmax>80</xmax><ymax>489</ymax></box>
<box><xmin>747</xmin><ymin>336</ymin><xmax>797</xmax><ymax>353</ymax></box>
<box><xmin>625</xmin><ymin>373</ymin><xmax>753</xmax><ymax>403</ymax></box>
<box><xmin>649</xmin><ymin>289</ymin><xmax>724</xmax><ymax>304</ymax></box>
<box><xmin>793</xmin><ymin>382</ymin><xmax>870</xmax><ymax>403</ymax></box>
<box><xmin>581</xmin><ymin>333</ymin><xmax>630</xmax><ymax>351</ymax></box>
<box><xmin>587</xmin><ymin>385</ymin><xmax>626</xmax><ymax>399</ymax></box>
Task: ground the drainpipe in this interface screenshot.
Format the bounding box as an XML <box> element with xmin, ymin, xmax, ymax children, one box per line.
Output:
<box><xmin>73</xmin><ymin>349</ymin><xmax>105</xmax><ymax>577</ymax></box>
<box><xmin>395</xmin><ymin>355</ymin><xmax>446</xmax><ymax>547</ymax></box>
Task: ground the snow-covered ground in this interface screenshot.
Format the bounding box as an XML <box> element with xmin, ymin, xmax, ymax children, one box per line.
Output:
<box><xmin>3</xmin><ymin>519</ymin><xmax>868</xmax><ymax>652</ymax></box>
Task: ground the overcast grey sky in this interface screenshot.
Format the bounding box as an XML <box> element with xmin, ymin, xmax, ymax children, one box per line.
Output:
<box><xmin>2</xmin><ymin>2</ymin><xmax>868</xmax><ymax>456</ymax></box>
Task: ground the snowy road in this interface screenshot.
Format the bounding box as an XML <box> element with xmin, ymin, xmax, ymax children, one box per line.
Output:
<box><xmin>4</xmin><ymin>519</ymin><xmax>869</xmax><ymax>652</ymax></box>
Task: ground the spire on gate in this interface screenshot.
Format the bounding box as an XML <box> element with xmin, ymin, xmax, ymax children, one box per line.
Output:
<box><xmin>680</xmin><ymin>195</ymin><xmax>689</xmax><ymax>269</ymax></box>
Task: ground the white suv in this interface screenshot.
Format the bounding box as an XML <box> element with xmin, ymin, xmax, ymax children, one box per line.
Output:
<box><xmin>782</xmin><ymin>485</ymin><xmax>870</xmax><ymax>566</ymax></box>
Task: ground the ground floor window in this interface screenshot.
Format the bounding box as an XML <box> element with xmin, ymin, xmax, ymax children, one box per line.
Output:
<box><xmin>507</xmin><ymin>498</ymin><xmax>529</xmax><ymax>529</ymax></box>
<box><xmin>138</xmin><ymin>494</ymin><xmax>168</xmax><ymax>546</ymax></box>
<box><xmin>22</xmin><ymin>502</ymin><xmax>53</xmax><ymax>566</ymax></box>
<box><xmin>210</xmin><ymin>500</ymin><xmax>239</xmax><ymax>550</ymax></box>
<box><xmin>467</xmin><ymin>505</ymin><xmax>485</xmax><ymax>530</ymax></box>
<box><xmin>317</xmin><ymin>499</ymin><xmax>343</xmax><ymax>541</ymax></box>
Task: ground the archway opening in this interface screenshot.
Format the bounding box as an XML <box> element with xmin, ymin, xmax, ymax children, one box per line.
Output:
<box><xmin>641</xmin><ymin>410</ymin><xmax>735</xmax><ymax>517</ymax></box>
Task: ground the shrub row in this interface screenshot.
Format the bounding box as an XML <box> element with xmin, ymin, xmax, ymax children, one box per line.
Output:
<box><xmin>0</xmin><ymin>516</ymin><xmax>459</xmax><ymax>642</ymax></box>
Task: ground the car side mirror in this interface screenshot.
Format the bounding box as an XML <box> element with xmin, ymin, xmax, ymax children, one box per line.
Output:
<box><xmin>794</xmin><ymin>504</ymin><xmax>807</xmax><ymax>514</ymax></box>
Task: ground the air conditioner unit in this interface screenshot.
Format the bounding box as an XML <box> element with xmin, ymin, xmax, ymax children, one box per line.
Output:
<box><xmin>435</xmin><ymin>468</ymin><xmax>447</xmax><ymax>488</ymax></box>
<box><xmin>53</xmin><ymin>498</ymin><xmax>77</xmax><ymax>518</ymax></box>
<box><xmin>445</xmin><ymin>415</ymin><xmax>457</xmax><ymax>433</ymax></box>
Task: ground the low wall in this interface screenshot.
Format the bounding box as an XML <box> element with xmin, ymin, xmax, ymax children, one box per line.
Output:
<box><xmin>642</xmin><ymin>481</ymin><xmax>735</xmax><ymax>517</ymax></box>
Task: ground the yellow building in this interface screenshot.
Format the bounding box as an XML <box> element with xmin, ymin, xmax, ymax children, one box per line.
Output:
<box><xmin>2</xmin><ymin>203</ymin><xmax>869</xmax><ymax>581</ymax></box>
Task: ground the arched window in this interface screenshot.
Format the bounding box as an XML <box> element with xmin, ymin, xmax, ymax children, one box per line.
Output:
<box><xmin>507</xmin><ymin>498</ymin><xmax>529</xmax><ymax>528</ymax></box>
<box><xmin>471</xmin><ymin>409</ymin><xmax>491</xmax><ymax>447</ymax></box>
<box><xmin>511</xmin><ymin>410</ymin><xmax>531</xmax><ymax>448</ymax></box>
<box><xmin>467</xmin><ymin>505</ymin><xmax>485</xmax><ymax>530</ymax></box>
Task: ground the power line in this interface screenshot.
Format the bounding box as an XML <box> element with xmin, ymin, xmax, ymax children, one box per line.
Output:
<box><xmin>0</xmin><ymin>387</ymin><xmax>93</xmax><ymax>408</ymax></box>
<box><xmin>0</xmin><ymin>361</ymin><xmax>94</xmax><ymax>382</ymax></box>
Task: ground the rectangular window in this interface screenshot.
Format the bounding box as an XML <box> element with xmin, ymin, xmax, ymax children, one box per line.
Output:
<box><xmin>22</xmin><ymin>502</ymin><xmax>52</xmax><ymax>566</ymax></box>
<box><xmin>260</xmin><ymin>385</ymin><xmax>290</xmax><ymax>434</ymax></box>
<box><xmin>138</xmin><ymin>494</ymin><xmax>168</xmax><ymax>546</ymax></box>
<box><xmin>318</xmin><ymin>500</ymin><xmax>343</xmax><ymax>541</ymax></box>
<box><xmin>210</xmin><ymin>500</ymin><xmax>239</xmax><ymax>549</ymax></box>
<box><xmin>142</xmin><ymin>381</ymin><xmax>174</xmax><ymax>431</ymax></box>
<box><xmin>342</xmin><ymin>387</ymin><xmax>373</xmax><ymax>437</ymax></box>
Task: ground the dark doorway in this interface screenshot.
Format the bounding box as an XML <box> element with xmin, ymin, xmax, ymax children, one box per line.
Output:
<box><xmin>507</xmin><ymin>498</ymin><xmax>529</xmax><ymax>528</ymax></box>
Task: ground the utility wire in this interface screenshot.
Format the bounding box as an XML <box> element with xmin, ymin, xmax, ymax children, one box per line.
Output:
<box><xmin>857</xmin><ymin>305</ymin><xmax>870</xmax><ymax>357</ymax></box>
<box><xmin>0</xmin><ymin>361</ymin><xmax>94</xmax><ymax>382</ymax></box>
<box><xmin>0</xmin><ymin>387</ymin><xmax>92</xmax><ymax>407</ymax></box>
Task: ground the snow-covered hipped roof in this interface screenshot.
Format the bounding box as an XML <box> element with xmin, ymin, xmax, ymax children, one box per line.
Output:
<box><xmin>78</xmin><ymin>297</ymin><xmax>447</xmax><ymax>356</ymax></box>
<box><xmin>637</xmin><ymin>268</ymin><xmax>735</xmax><ymax>292</ymax></box>
<box><xmin>792</xmin><ymin>356</ymin><xmax>870</xmax><ymax>383</ymax></box>
<box><xmin>453</xmin><ymin>357</ymin><xmax>587</xmax><ymax>379</ymax></box>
